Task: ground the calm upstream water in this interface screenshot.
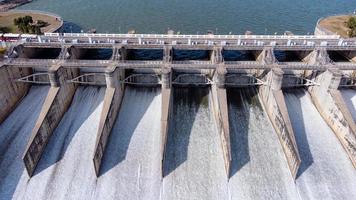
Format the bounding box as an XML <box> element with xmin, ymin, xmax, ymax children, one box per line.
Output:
<box><xmin>17</xmin><ymin>0</ymin><xmax>356</xmax><ymax>34</ymax></box>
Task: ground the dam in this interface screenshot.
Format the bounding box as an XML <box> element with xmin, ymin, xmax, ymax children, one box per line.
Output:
<box><xmin>0</xmin><ymin>33</ymin><xmax>356</xmax><ymax>199</ymax></box>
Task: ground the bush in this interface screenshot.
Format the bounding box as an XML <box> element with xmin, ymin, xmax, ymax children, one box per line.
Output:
<box><xmin>347</xmin><ymin>16</ymin><xmax>356</xmax><ymax>37</ymax></box>
<box><xmin>347</xmin><ymin>17</ymin><xmax>356</xmax><ymax>29</ymax></box>
<box><xmin>13</xmin><ymin>16</ymin><xmax>43</xmax><ymax>34</ymax></box>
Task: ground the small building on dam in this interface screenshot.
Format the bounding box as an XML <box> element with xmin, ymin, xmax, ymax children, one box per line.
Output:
<box><xmin>0</xmin><ymin>32</ymin><xmax>355</xmax><ymax>199</ymax></box>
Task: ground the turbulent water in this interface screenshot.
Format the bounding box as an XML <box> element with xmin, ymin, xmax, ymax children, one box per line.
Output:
<box><xmin>9</xmin><ymin>86</ymin><xmax>105</xmax><ymax>200</ymax></box>
<box><xmin>284</xmin><ymin>89</ymin><xmax>356</xmax><ymax>200</ymax></box>
<box><xmin>341</xmin><ymin>89</ymin><xmax>356</xmax><ymax>122</ymax></box>
<box><xmin>95</xmin><ymin>86</ymin><xmax>162</xmax><ymax>200</ymax></box>
<box><xmin>162</xmin><ymin>87</ymin><xmax>227</xmax><ymax>200</ymax></box>
<box><xmin>17</xmin><ymin>0</ymin><xmax>356</xmax><ymax>34</ymax></box>
<box><xmin>227</xmin><ymin>88</ymin><xmax>299</xmax><ymax>200</ymax></box>
<box><xmin>0</xmin><ymin>86</ymin><xmax>49</xmax><ymax>200</ymax></box>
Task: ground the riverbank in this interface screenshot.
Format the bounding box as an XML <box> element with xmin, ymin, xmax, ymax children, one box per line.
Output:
<box><xmin>0</xmin><ymin>0</ymin><xmax>32</xmax><ymax>12</ymax></box>
<box><xmin>316</xmin><ymin>15</ymin><xmax>353</xmax><ymax>38</ymax></box>
<box><xmin>0</xmin><ymin>10</ymin><xmax>63</xmax><ymax>33</ymax></box>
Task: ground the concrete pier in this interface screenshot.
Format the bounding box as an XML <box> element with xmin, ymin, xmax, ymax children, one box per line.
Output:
<box><xmin>0</xmin><ymin>66</ymin><xmax>31</xmax><ymax>124</ymax></box>
<box><xmin>93</xmin><ymin>68</ymin><xmax>125</xmax><ymax>176</ymax></box>
<box><xmin>309</xmin><ymin>69</ymin><xmax>356</xmax><ymax>167</ymax></box>
<box><xmin>259</xmin><ymin>68</ymin><xmax>301</xmax><ymax>178</ymax></box>
<box><xmin>22</xmin><ymin>65</ymin><xmax>78</xmax><ymax>176</ymax></box>
<box><xmin>161</xmin><ymin>67</ymin><xmax>172</xmax><ymax>177</ymax></box>
<box><xmin>211</xmin><ymin>65</ymin><xmax>232</xmax><ymax>177</ymax></box>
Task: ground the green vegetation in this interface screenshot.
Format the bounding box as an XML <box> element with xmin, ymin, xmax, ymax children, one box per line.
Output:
<box><xmin>13</xmin><ymin>15</ymin><xmax>43</xmax><ymax>34</ymax></box>
<box><xmin>346</xmin><ymin>16</ymin><xmax>356</xmax><ymax>37</ymax></box>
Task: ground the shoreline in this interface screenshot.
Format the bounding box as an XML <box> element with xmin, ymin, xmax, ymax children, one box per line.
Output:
<box><xmin>0</xmin><ymin>0</ymin><xmax>32</xmax><ymax>12</ymax></box>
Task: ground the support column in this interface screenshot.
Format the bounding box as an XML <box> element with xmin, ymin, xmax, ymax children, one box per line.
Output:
<box><xmin>309</xmin><ymin>69</ymin><xmax>356</xmax><ymax>167</ymax></box>
<box><xmin>93</xmin><ymin>67</ymin><xmax>125</xmax><ymax>176</ymax></box>
<box><xmin>259</xmin><ymin>68</ymin><xmax>301</xmax><ymax>179</ymax></box>
<box><xmin>163</xmin><ymin>46</ymin><xmax>173</xmax><ymax>63</ymax></box>
<box><xmin>161</xmin><ymin>67</ymin><xmax>172</xmax><ymax>177</ymax></box>
<box><xmin>303</xmin><ymin>47</ymin><xmax>331</xmax><ymax>65</ymax></box>
<box><xmin>22</xmin><ymin>65</ymin><xmax>78</xmax><ymax>177</ymax></box>
<box><xmin>257</xmin><ymin>47</ymin><xmax>276</xmax><ymax>65</ymax></box>
<box><xmin>0</xmin><ymin>66</ymin><xmax>31</xmax><ymax>124</ymax></box>
<box><xmin>210</xmin><ymin>47</ymin><xmax>223</xmax><ymax>64</ymax></box>
<box><xmin>211</xmin><ymin>65</ymin><xmax>232</xmax><ymax>177</ymax></box>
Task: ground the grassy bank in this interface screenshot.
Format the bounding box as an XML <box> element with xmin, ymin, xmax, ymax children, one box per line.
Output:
<box><xmin>0</xmin><ymin>11</ymin><xmax>62</xmax><ymax>33</ymax></box>
<box><xmin>318</xmin><ymin>15</ymin><xmax>353</xmax><ymax>38</ymax></box>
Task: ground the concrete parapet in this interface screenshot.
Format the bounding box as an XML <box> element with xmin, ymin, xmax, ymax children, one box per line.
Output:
<box><xmin>0</xmin><ymin>66</ymin><xmax>31</xmax><ymax>124</ymax></box>
<box><xmin>259</xmin><ymin>68</ymin><xmax>301</xmax><ymax>179</ymax></box>
<box><xmin>211</xmin><ymin>66</ymin><xmax>231</xmax><ymax>177</ymax></box>
<box><xmin>161</xmin><ymin>67</ymin><xmax>172</xmax><ymax>177</ymax></box>
<box><xmin>309</xmin><ymin>69</ymin><xmax>356</xmax><ymax>167</ymax></box>
<box><xmin>93</xmin><ymin>68</ymin><xmax>125</xmax><ymax>176</ymax></box>
<box><xmin>22</xmin><ymin>65</ymin><xmax>79</xmax><ymax>177</ymax></box>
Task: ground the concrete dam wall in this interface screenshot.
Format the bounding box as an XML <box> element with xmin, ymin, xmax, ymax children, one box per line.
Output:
<box><xmin>0</xmin><ymin>36</ymin><xmax>356</xmax><ymax>199</ymax></box>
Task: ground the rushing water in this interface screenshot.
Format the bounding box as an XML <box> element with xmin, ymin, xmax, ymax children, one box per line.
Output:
<box><xmin>95</xmin><ymin>86</ymin><xmax>162</xmax><ymax>200</ymax></box>
<box><xmin>0</xmin><ymin>86</ymin><xmax>49</xmax><ymax>200</ymax></box>
<box><xmin>162</xmin><ymin>87</ymin><xmax>227</xmax><ymax>200</ymax></box>
<box><xmin>11</xmin><ymin>86</ymin><xmax>105</xmax><ymax>200</ymax></box>
<box><xmin>17</xmin><ymin>0</ymin><xmax>356</xmax><ymax>34</ymax></box>
<box><xmin>341</xmin><ymin>89</ymin><xmax>356</xmax><ymax>122</ymax></box>
<box><xmin>227</xmin><ymin>88</ymin><xmax>299</xmax><ymax>200</ymax></box>
<box><xmin>284</xmin><ymin>89</ymin><xmax>356</xmax><ymax>200</ymax></box>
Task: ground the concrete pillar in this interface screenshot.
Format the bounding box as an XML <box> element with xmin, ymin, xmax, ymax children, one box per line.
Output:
<box><xmin>211</xmin><ymin>65</ymin><xmax>232</xmax><ymax>177</ymax></box>
<box><xmin>303</xmin><ymin>48</ymin><xmax>331</xmax><ymax>65</ymax></box>
<box><xmin>259</xmin><ymin>68</ymin><xmax>301</xmax><ymax>179</ymax></box>
<box><xmin>161</xmin><ymin>67</ymin><xmax>172</xmax><ymax>177</ymax></box>
<box><xmin>211</xmin><ymin>47</ymin><xmax>223</xmax><ymax>64</ymax></box>
<box><xmin>93</xmin><ymin>67</ymin><xmax>125</xmax><ymax>176</ymax></box>
<box><xmin>0</xmin><ymin>66</ymin><xmax>31</xmax><ymax>124</ymax></box>
<box><xmin>309</xmin><ymin>69</ymin><xmax>356</xmax><ymax>168</ymax></box>
<box><xmin>161</xmin><ymin>67</ymin><xmax>171</xmax><ymax>89</ymax></box>
<box><xmin>111</xmin><ymin>46</ymin><xmax>126</xmax><ymax>61</ymax></box>
<box><xmin>163</xmin><ymin>46</ymin><xmax>173</xmax><ymax>63</ymax></box>
<box><xmin>257</xmin><ymin>47</ymin><xmax>276</xmax><ymax>65</ymax></box>
<box><xmin>22</xmin><ymin>65</ymin><xmax>79</xmax><ymax>177</ymax></box>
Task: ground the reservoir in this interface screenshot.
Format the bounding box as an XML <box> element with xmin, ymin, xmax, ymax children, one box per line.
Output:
<box><xmin>17</xmin><ymin>0</ymin><xmax>356</xmax><ymax>34</ymax></box>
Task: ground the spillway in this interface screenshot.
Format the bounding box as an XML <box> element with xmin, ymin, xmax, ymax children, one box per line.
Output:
<box><xmin>162</xmin><ymin>88</ymin><xmax>227</xmax><ymax>200</ymax></box>
<box><xmin>11</xmin><ymin>86</ymin><xmax>105</xmax><ymax>200</ymax></box>
<box><xmin>284</xmin><ymin>89</ymin><xmax>356</xmax><ymax>200</ymax></box>
<box><xmin>227</xmin><ymin>88</ymin><xmax>299</xmax><ymax>200</ymax></box>
<box><xmin>95</xmin><ymin>86</ymin><xmax>162</xmax><ymax>200</ymax></box>
<box><xmin>0</xmin><ymin>86</ymin><xmax>49</xmax><ymax>199</ymax></box>
<box><xmin>341</xmin><ymin>89</ymin><xmax>356</xmax><ymax>122</ymax></box>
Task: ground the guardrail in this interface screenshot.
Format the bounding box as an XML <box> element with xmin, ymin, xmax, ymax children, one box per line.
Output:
<box><xmin>43</xmin><ymin>33</ymin><xmax>341</xmax><ymax>40</ymax></box>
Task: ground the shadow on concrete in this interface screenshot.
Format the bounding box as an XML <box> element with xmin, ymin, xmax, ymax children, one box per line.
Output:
<box><xmin>33</xmin><ymin>86</ymin><xmax>104</xmax><ymax>176</ymax></box>
<box><xmin>99</xmin><ymin>86</ymin><xmax>159</xmax><ymax>176</ymax></box>
<box><xmin>283</xmin><ymin>89</ymin><xmax>313</xmax><ymax>178</ymax></box>
<box><xmin>0</xmin><ymin>86</ymin><xmax>49</xmax><ymax>199</ymax></box>
<box><xmin>163</xmin><ymin>87</ymin><xmax>209</xmax><ymax>177</ymax></box>
<box><xmin>228</xmin><ymin>88</ymin><xmax>261</xmax><ymax>177</ymax></box>
<box><xmin>340</xmin><ymin>89</ymin><xmax>356</xmax><ymax>121</ymax></box>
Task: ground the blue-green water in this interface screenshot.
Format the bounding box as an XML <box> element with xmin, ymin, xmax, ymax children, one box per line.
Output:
<box><xmin>17</xmin><ymin>0</ymin><xmax>356</xmax><ymax>34</ymax></box>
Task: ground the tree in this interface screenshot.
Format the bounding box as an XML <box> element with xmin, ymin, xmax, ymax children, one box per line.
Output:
<box><xmin>347</xmin><ymin>17</ymin><xmax>356</xmax><ymax>28</ymax></box>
